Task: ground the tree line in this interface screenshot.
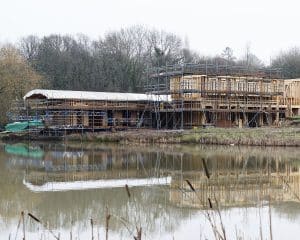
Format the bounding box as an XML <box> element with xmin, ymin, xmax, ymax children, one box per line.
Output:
<box><xmin>0</xmin><ymin>25</ymin><xmax>300</xmax><ymax>124</ymax></box>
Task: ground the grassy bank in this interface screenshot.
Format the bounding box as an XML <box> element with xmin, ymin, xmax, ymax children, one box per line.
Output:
<box><xmin>66</xmin><ymin>127</ymin><xmax>300</xmax><ymax>146</ymax></box>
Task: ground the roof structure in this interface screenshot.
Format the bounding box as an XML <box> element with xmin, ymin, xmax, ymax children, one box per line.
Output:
<box><xmin>24</xmin><ymin>89</ymin><xmax>171</xmax><ymax>102</ymax></box>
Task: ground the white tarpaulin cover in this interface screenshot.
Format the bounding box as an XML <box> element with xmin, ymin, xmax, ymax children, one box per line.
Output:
<box><xmin>24</xmin><ymin>89</ymin><xmax>171</xmax><ymax>102</ymax></box>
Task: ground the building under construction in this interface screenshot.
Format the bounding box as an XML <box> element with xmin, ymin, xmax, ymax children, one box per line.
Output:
<box><xmin>11</xmin><ymin>64</ymin><xmax>300</xmax><ymax>132</ymax></box>
<box><xmin>146</xmin><ymin>64</ymin><xmax>300</xmax><ymax>128</ymax></box>
<box><xmin>21</xmin><ymin>90</ymin><xmax>166</xmax><ymax>132</ymax></box>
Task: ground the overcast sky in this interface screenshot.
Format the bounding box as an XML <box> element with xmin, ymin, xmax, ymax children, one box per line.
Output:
<box><xmin>0</xmin><ymin>0</ymin><xmax>299</xmax><ymax>64</ymax></box>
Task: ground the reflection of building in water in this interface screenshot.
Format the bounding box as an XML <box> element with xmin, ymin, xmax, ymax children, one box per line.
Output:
<box><xmin>3</xmin><ymin>144</ymin><xmax>300</xmax><ymax>236</ymax></box>
<box><xmin>5</xmin><ymin>143</ymin><xmax>46</xmax><ymax>169</ymax></box>
<box><xmin>170</xmin><ymin>155</ymin><xmax>300</xmax><ymax>208</ymax></box>
<box><xmin>23</xmin><ymin>176</ymin><xmax>172</xmax><ymax>192</ymax></box>
<box><xmin>22</xmin><ymin>145</ymin><xmax>173</xmax><ymax>188</ymax></box>
<box><xmin>6</xmin><ymin>143</ymin><xmax>300</xmax><ymax>206</ymax></box>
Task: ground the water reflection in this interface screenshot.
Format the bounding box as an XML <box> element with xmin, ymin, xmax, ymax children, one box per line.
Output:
<box><xmin>23</xmin><ymin>177</ymin><xmax>172</xmax><ymax>192</ymax></box>
<box><xmin>1</xmin><ymin>143</ymin><xmax>300</xmax><ymax>239</ymax></box>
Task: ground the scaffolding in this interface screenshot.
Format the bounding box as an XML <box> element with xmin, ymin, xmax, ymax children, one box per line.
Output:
<box><xmin>9</xmin><ymin>98</ymin><xmax>154</xmax><ymax>137</ymax></box>
<box><xmin>145</xmin><ymin>64</ymin><xmax>286</xmax><ymax>129</ymax></box>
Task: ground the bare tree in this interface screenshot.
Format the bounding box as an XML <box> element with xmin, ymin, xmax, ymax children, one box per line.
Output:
<box><xmin>19</xmin><ymin>35</ymin><xmax>41</xmax><ymax>62</ymax></box>
<box><xmin>237</xmin><ymin>43</ymin><xmax>263</xmax><ymax>69</ymax></box>
<box><xmin>221</xmin><ymin>47</ymin><xmax>235</xmax><ymax>63</ymax></box>
<box><xmin>271</xmin><ymin>47</ymin><xmax>300</xmax><ymax>78</ymax></box>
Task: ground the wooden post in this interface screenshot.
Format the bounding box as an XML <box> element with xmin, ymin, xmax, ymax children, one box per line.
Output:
<box><xmin>258</xmin><ymin>113</ymin><xmax>264</xmax><ymax>127</ymax></box>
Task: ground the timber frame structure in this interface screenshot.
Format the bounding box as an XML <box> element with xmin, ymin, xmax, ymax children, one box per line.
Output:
<box><xmin>145</xmin><ymin>64</ymin><xmax>290</xmax><ymax>128</ymax></box>
<box><xmin>16</xmin><ymin>90</ymin><xmax>162</xmax><ymax>133</ymax></box>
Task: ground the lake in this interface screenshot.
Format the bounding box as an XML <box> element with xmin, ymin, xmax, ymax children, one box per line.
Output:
<box><xmin>0</xmin><ymin>142</ymin><xmax>300</xmax><ymax>239</ymax></box>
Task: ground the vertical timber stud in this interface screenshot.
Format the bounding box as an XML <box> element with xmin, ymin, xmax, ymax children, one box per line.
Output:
<box><xmin>155</xmin><ymin>70</ymin><xmax>160</xmax><ymax>129</ymax></box>
<box><xmin>181</xmin><ymin>64</ymin><xmax>184</xmax><ymax>129</ymax></box>
<box><xmin>92</xmin><ymin>100</ymin><xmax>94</xmax><ymax>132</ymax></box>
<box><xmin>181</xmin><ymin>93</ymin><xmax>184</xmax><ymax>129</ymax></box>
<box><xmin>190</xmin><ymin>99</ymin><xmax>192</xmax><ymax>128</ymax></box>
<box><xmin>127</xmin><ymin>99</ymin><xmax>129</xmax><ymax>128</ymax></box>
<box><xmin>165</xmin><ymin>69</ymin><xmax>168</xmax><ymax>129</ymax></box>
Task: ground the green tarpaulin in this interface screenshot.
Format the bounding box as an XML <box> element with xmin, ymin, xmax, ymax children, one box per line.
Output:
<box><xmin>5</xmin><ymin>120</ymin><xmax>44</xmax><ymax>133</ymax></box>
<box><xmin>5</xmin><ymin>144</ymin><xmax>44</xmax><ymax>158</ymax></box>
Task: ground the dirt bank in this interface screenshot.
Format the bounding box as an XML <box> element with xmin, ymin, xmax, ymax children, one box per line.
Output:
<box><xmin>66</xmin><ymin>127</ymin><xmax>300</xmax><ymax>146</ymax></box>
